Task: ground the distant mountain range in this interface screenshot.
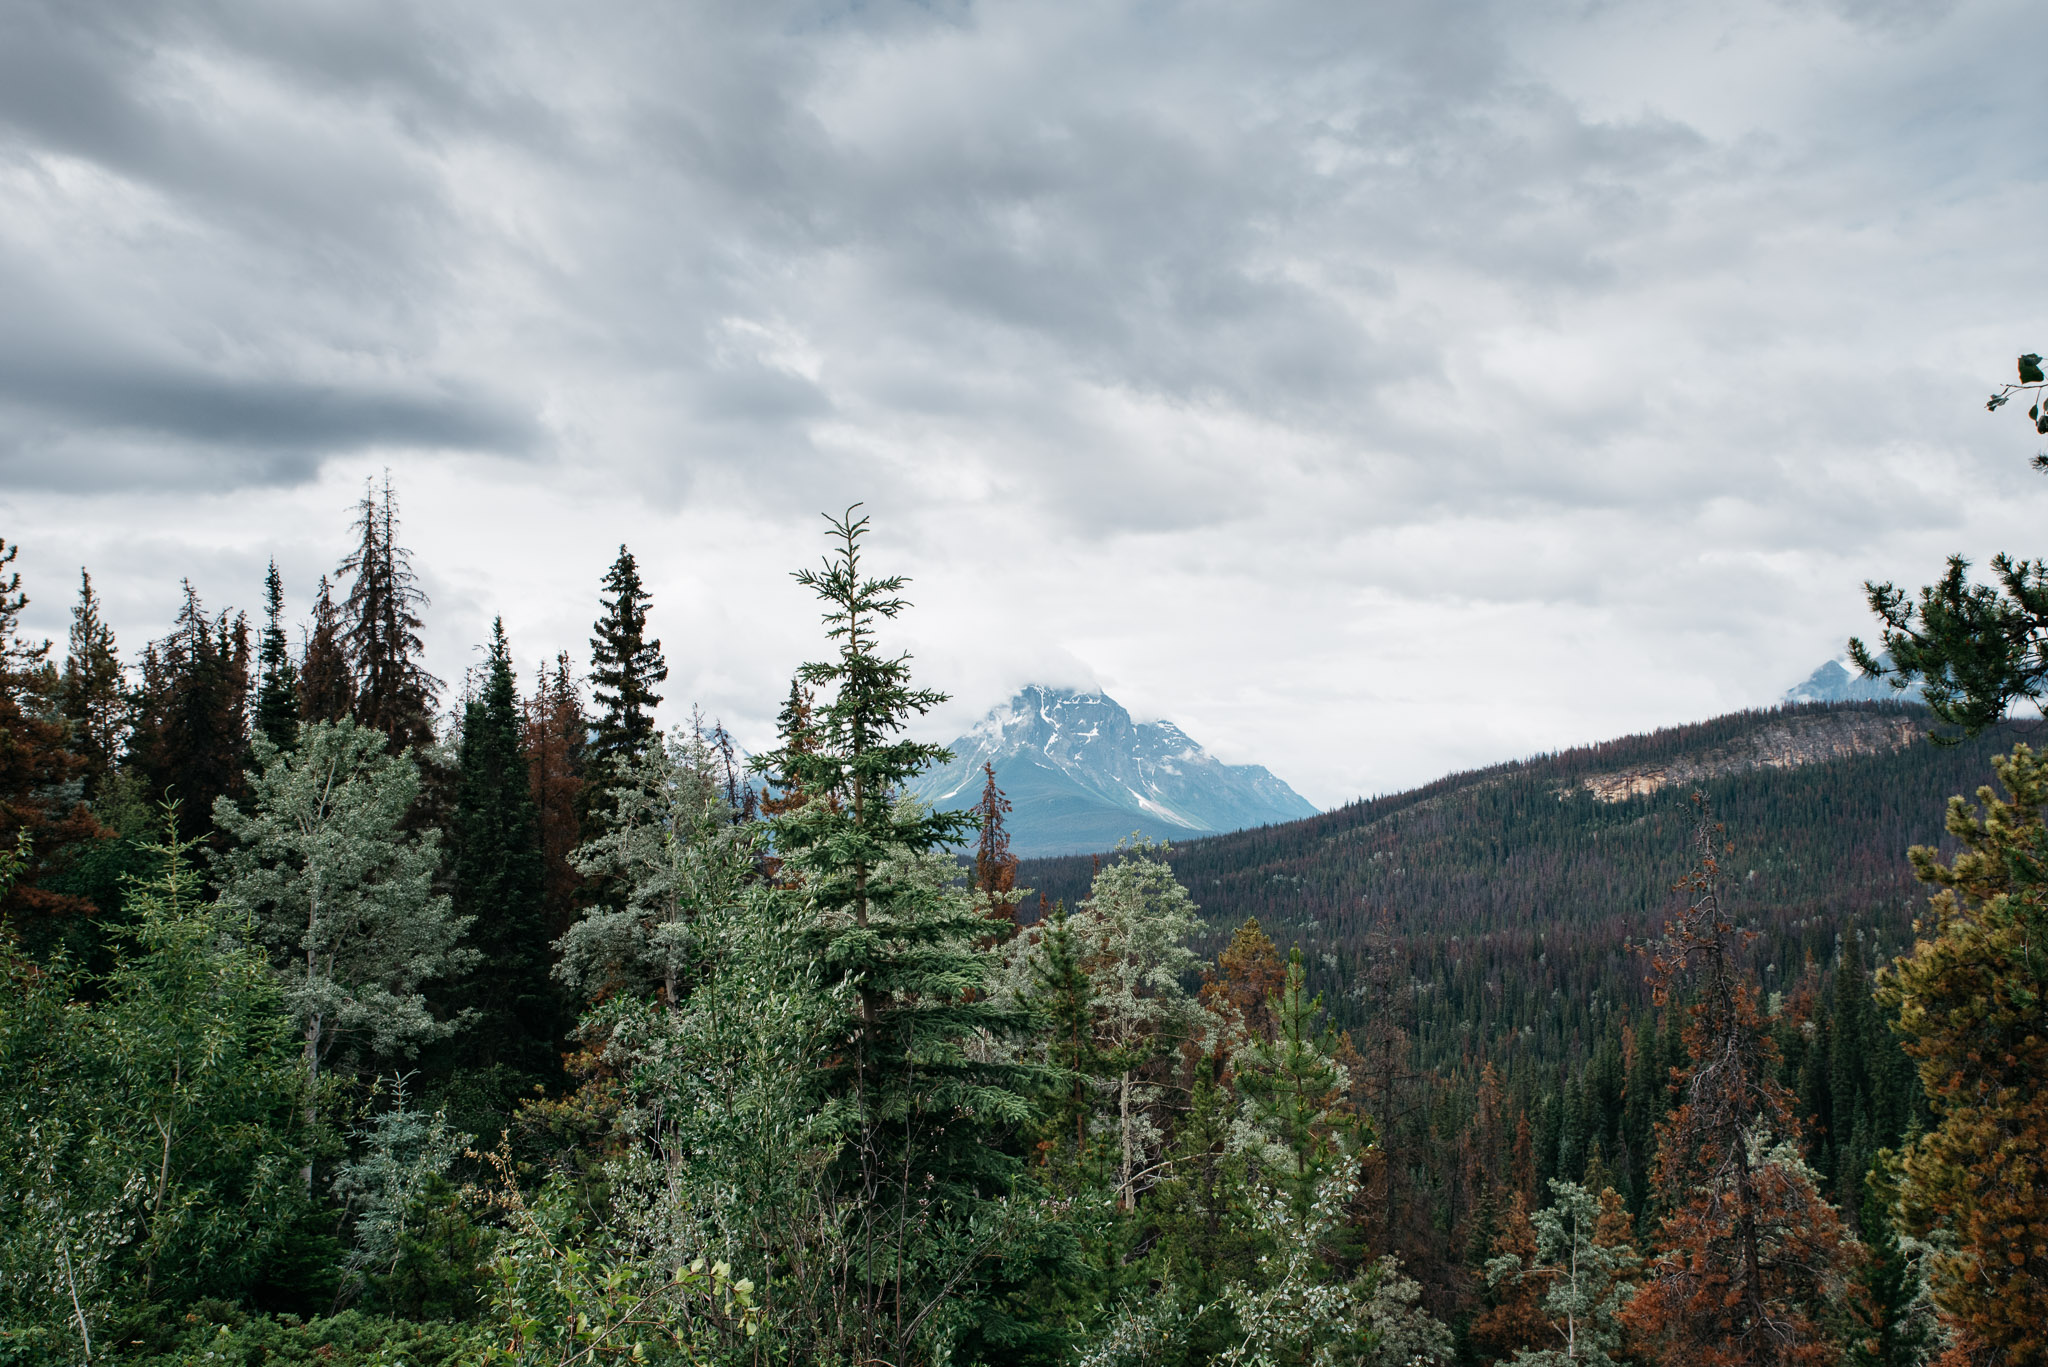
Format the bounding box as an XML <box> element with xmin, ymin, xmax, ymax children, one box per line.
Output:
<box><xmin>909</xmin><ymin>685</ymin><xmax>1319</xmax><ymax>858</ymax></box>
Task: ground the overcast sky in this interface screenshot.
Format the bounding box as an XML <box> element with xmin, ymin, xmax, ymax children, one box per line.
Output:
<box><xmin>3</xmin><ymin>0</ymin><xmax>2044</xmax><ymax>808</ymax></box>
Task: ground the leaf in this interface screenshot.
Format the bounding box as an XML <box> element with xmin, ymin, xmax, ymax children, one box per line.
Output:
<box><xmin>2022</xmin><ymin>354</ymin><xmax>2045</xmax><ymax>384</ymax></box>
<box><xmin>1991</xmin><ymin>392</ymin><xmax>2012</xmax><ymax>411</ymax></box>
<box><xmin>2036</xmin><ymin>414</ymin><xmax>2048</xmax><ymax>435</ymax></box>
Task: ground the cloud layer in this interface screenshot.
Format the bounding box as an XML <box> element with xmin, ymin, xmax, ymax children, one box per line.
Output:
<box><xmin>3</xmin><ymin>0</ymin><xmax>2044</xmax><ymax>806</ymax></box>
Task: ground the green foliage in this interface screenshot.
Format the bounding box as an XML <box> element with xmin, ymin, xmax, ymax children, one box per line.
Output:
<box><xmin>1879</xmin><ymin>743</ymin><xmax>2048</xmax><ymax>1360</ymax></box>
<box><xmin>755</xmin><ymin>507</ymin><xmax>1038</xmax><ymax>1361</ymax></box>
<box><xmin>451</xmin><ymin>620</ymin><xmax>562</xmax><ymax>1078</ymax></box>
<box><xmin>332</xmin><ymin>1074</ymin><xmax>474</xmax><ymax>1309</ymax></box>
<box><xmin>254</xmin><ymin>561</ymin><xmax>300</xmax><ymax>754</ymax></box>
<box><xmin>1235</xmin><ymin>949</ymin><xmax>1363</xmax><ymax>1220</ymax></box>
<box><xmin>0</xmin><ymin>811</ymin><xmax>312</xmax><ymax>1349</ymax></box>
<box><xmin>213</xmin><ymin>721</ymin><xmax>474</xmax><ymax>1107</ymax></box>
<box><xmin>1484</xmin><ymin>1181</ymin><xmax>1638</xmax><ymax>1367</ymax></box>
<box><xmin>559</xmin><ymin>724</ymin><xmax>757</xmax><ymax>1007</ymax></box>
<box><xmin>587</xmin><ymin>546</ymin><xmax>667</xmax><ymax>780</ymax></box>
<box><xmin>119</xmin><ymin>1305</ymin><xmax>488</xmax><ymax>1366</ymax></box>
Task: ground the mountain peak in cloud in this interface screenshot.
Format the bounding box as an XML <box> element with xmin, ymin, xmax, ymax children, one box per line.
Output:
<box><xmin>908</xmin><ymin>683</ymin><xmax>1318</xmax><ymax>858</ymax></box>
<box><xmin>1782</xmin><ymin>654</ymin><xmax>1923</xmax><ymax>705</ymax></box>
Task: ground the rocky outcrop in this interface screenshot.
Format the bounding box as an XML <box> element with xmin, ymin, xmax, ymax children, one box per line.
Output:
<box><xmin>1569</xmin><ymin>710</ymin><xmax>1922</xmax><ymax>804</ymax></box>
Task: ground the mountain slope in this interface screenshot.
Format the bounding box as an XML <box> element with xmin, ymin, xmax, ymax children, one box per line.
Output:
<box><xmin>911</xmin><ymin>685</ymin><xmax>1318</xmax><ymax>857</ymax></box>
<box><xmin>1016</xmin><ymin>701</ymin><xmax>2011</xmax><ymax>1070</ymax></box>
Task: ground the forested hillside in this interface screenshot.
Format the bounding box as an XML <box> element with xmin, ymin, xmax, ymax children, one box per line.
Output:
<box><xmin>2</xmin><ymin>489</ymin><xmax>2042</xmax><ymax>1365</ymax></box>
<box><xmin>1021</xmin><ymin>702</ymin><xmax>2005</xmax><ymax>1061</ymax></box>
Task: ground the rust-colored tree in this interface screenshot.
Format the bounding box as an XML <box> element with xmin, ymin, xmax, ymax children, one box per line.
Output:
<box><xmin>523</xmin><ymin>652</ymin><xmax>588</xmax><ymax>940</ymax></box>
<box><xmin>0</xmin><ymin>537</ymin><xmax>101</xmax><ymax>936</ymax></box>
<box><xmin>971</xmin><ymin>761</ymin><xmax>1021</xmax><ymax>937</ymax></box>
<box><xmin>1623</xmin><ymin>795</ymin><xmax>1856</xmax><ymax>1367</ymax></box>
<box><xmin>296</xmin><ymin>573</ymin><xmax>353</xmax><ymax>726</ymax></box>
<box><xmin>1469</xmin><ymin>1192</ymin><xmax>1550</xmax><ymax>1363</ymax></box>
<box><xmin>1879</xmin><ymin>743</ymin><xmax>2048</xmax><ymax>1363</ymax></box>
<box><xmin>1199</xmin><ymin>915</ymin><xmax>1287</xmax><ymax>1058</ymax></box>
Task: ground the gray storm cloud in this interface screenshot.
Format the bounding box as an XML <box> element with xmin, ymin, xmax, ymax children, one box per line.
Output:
<box><xmin>1</xmin><ymin>0</ymin><xmax>2043</xmax><ymax>804</ymax></box>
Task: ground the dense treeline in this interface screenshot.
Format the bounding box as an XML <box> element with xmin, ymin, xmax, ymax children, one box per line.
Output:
<box><xmin>0</xmin><ymin>489</ymin><xmax>2040</xmax><ymax>1365</ymax></box>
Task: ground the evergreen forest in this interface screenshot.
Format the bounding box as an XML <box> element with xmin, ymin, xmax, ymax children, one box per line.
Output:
<box><xmin>3</xmin><ymin>485</ymin><xmax>2046</xmax><ymax>1366</ymax></box>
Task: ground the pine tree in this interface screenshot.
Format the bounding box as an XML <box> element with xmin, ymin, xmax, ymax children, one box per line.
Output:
<box><xmin>1484</xmin><ymin>1180</ymin><xmax>1640</xmax><ymax>1367</ymax></box>
<box><xmin>1472</xmin><ymin>1193</ymin><xmax>1551</xmax><ymax>1362</ymax></box>
<box><xmin>754</xmin><ymin>507</ymin><xmax>1034</xmax><ymax>1361</ymax></box>
<box><xmin>587</xmin><ymin>545</ymin><xmax>667</xmax><ymax>777</ymax></box>
<box><xmin>1235</xmin><ymin>948</ymin><xmax>1361</xmax><ymax>1219</ymax></box>
<box><xmin>1147</xmin><ymin>1051</ymin><xmax>1262</xmax><ymax>1349</ymax></box>
<box><xmin>756</xmin><ymin>676</ymin><xmax>815</xmax><ymax>818</ymax></box>
<box><xmin>127</xmin><ymin>582</ymin><xmax>251</xmax><ymax>843</ymax></box>
<box><xmin>1070</xmin><ymin>840</ymin><xmax>1205</xmax><ymax>1211</ymax></box>
<box><xmin>212</xmin><ymin>720</ymin><xmax>473</xmax><ymax>1145</ymax></box>
<box><xmin>558</xmin><ymin>723</ymin><xmax>758</xmax><ymax>1007</ymax></box>
<box><xmin>253</xmin><ymin>561</ymin><xmax>299</xmax><ymax>752</ymax></box>
<box><xmin>0</xmin><ymin>536</ymin><xmax>101</xmax><ymax>936</ymax></box>
<box><xmin>450</xmin><ymin>620</ymin><xmax>562</xmax><ymax>1078</ymax></box>
<box><xmin>58</xmin><ymin>569</ymin><xmax>127</xmax><ymax>799</ymax></box>
<box><xmin>1022</xmin><ymin>900</ymin><xmax>1099</xmax><ymax>1170</ymax></box>
<box><xmin>337</xmin><ymin>478</ymin><xmax>439</xmax><ymax>753</ymax></box>
<box><xmin>972</xmin><ymin>761</ymin><xmax>1022</xmax><ymax>937</ymax></box>
<box><xmin>522</xmin><ymin>652</ymin><xmax>588</xmax><ymax>938</ymax></box>
<box><xmin>1622</xmin><ymin>797</ymin><xmax>1855</xmax><ymax>1367</ymax></box>
<box><xmin>297</xmin><ymin>574</ymin><xmax>353</xmax><ymax>725</ymax></box>
<box><xmin>1200</xmin><ymin>916</ymin><xmax>1287</xmax><ymax>1057</ymax></box>
<box><xmin>1879</xmin><ymin>743</ymin><xmax>2048</xmax><ymax>1362</ymax></box>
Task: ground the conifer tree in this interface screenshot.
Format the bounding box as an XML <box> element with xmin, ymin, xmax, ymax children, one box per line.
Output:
<box><xmin>253</xmin><ymin>561</ymin><xmax>299</xmax><ymax>752</ymax></box>
<box><xmin>1200</xmin><ymin>916</ymin><xmax>1287</xmax><ymax>1057</ymax></box>
<box><xmin>754</xmin><ymin>507</ymin><xmax>1035</xmax><ymax>1361</ymax></box>
<box><xmin>0</xmin><ymin>536</ymin><xmax>101</xmax><ymax>934</ymax></box>
<box><xmin>971</xmin><ymin>762</ymin><xmax>1022</xmax><ymax>936</ymax></box>
<box><xmin>1235</xmin><ymin>948</ymin><xmax>1362</xmax><ymax>1220</ymax></box>
<box><xmin>757</xmin><ymin>677</ymin><xmax>815</xmax><ymax>818</ymax></box>
<box><xmin>1878</xmin><ymin>744</ymin><xmax>2048</xmax><ymax>1361</ymax></box>
<box><xmin>450</xmin><ymin>620</ymin><xmax>561</xmax><ymax>1078</ymax></box>
<box><xmin>213</xmin><ymin>720</ymin><xmax>473</xmax><ymax>1141</ymax></box>
<box><xmin>1483</xmin><ymin>1180</ymin><xmax>1640</xmax><ymax>1367</ymax></box>
<box><xmin>1021</xmin><ymin>901</ymin><xmax>1100</xmax><ymax>1168</ymax></box>
<box><xmin>58</xmin><ymin>569</ymin><xmax>126</xmax><ymax>799</ymax></box>
<box><xmin>297</xmin><ymin>574</ymin><xmax>353</xmax><ymax>725</ymax></box>
<box><xmin>337</xmin><ymin>478</ymin><xmax>439</xmax><ymax>753</ymax></box>
<box><xmin>1623</xmin><ymin>797</ymin><xmax>1854</xmax><ymax>1367</ymax></box>
<box><xmin>1069</xmin><ymin>839</ymin><xmax>1205</xmax><ymax>1211</ymax></box>
<box><xmin>522</xmin><ymin>652</ymin><xmax>588</xmax><ymax>938</ymax></box>
<box><xmin>587</xmin><ymin>545</ymin><xmax>666</xmax><ymax>777</ymax></box>
<box><xmin>127</xmin><ymin>583</ymin><xmax>251</xmax><ymax>842</ymax></box>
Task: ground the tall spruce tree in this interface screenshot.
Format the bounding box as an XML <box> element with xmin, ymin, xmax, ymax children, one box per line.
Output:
<box><xmin>253</xmin><ymin>561</ymin><xmax>299</xmax><ymax>752</ymax></box>
<box><xmin>297</xmin><ymin>574</ymin><xmax>353</xmax><ymax>726</ymax></box>
<box><xmin>587</xmin><ymin>546</ymin><xmax>666</xmax><ymax>777</ymax></box>
<box><xmin>58</xmin><ymin>569</ymin><xmax>126</xmax><ymax>800</ymax></box>
<box><xmin>337</xmin><ymin>478</ymin><xmax>439</xmax><ymax>753</ymax></box>
<box><xmin>450</xmin><ymin>620</ymin><xmax>561</xmax><ymax>1078</ymax></box>
<box><xmin>755</xmin><ymin>508</ymin><xmax>1035</xmax><ymax>1362</ymax></box>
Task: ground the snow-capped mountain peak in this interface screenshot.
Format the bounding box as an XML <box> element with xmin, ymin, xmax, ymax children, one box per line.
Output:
<box><xmin>910</xmin><ymin>684</ymin><xmax>1318</xmax><ymax>857</ymax></box>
